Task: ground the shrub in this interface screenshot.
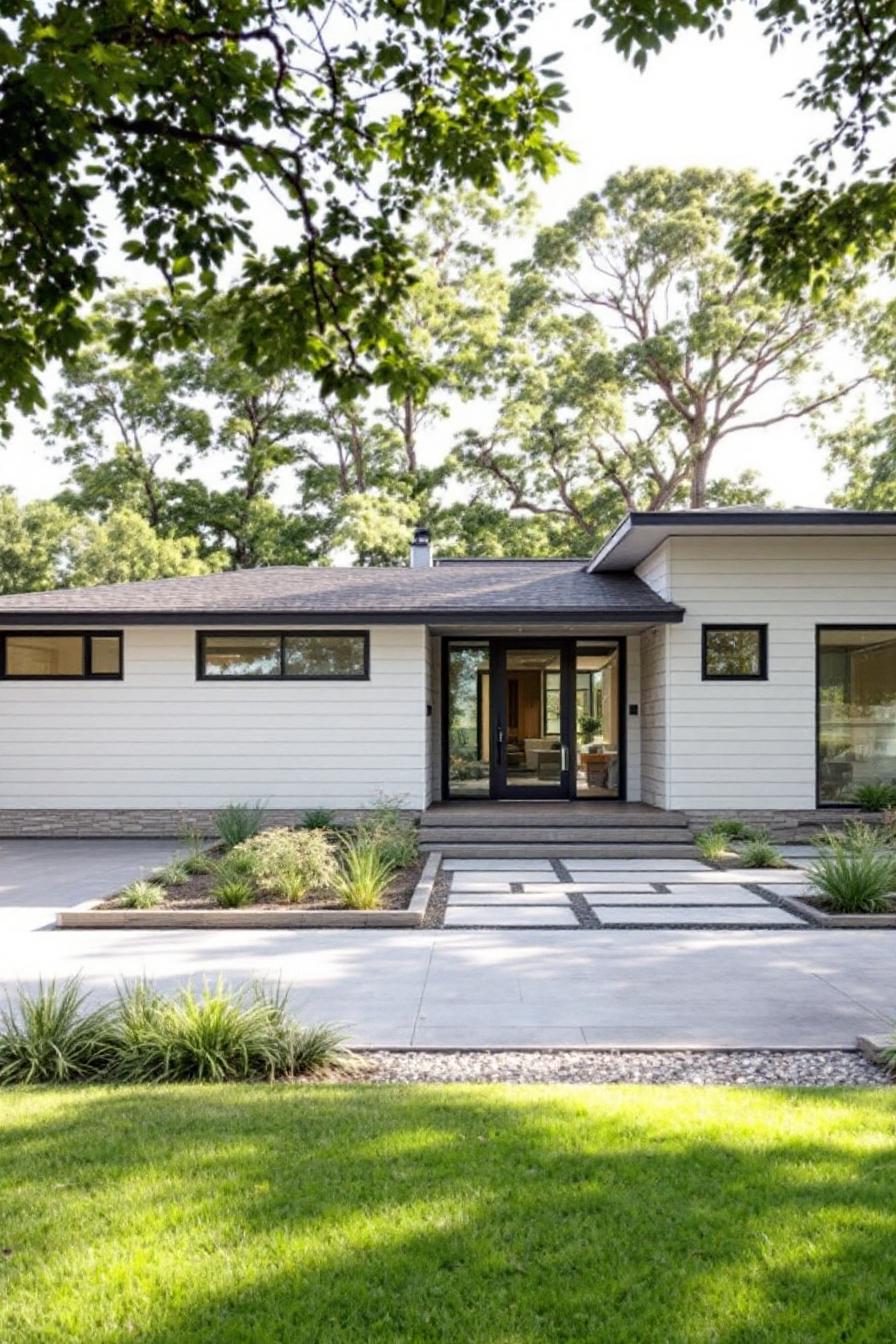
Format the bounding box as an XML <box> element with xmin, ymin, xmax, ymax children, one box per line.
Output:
<box><xmin>852</xmin><ymin>782</ymin><xmax>896</xmax><ymax>812</ymax></box>
<box><xmin>808</xmin><ymin>847</ymin><xmax>896</xmax><ymax>914</ymax></box>
<box><xmin>213</xmin><ymin>878</ymin><xmax>255</xmax><ymax>908</ymax></box>
<box><xmin>111</xmin><ymin>980</ymin><xmax>352</xmax><ymax>1083</ymax></box>
<box><xmin>178</xmin><ymin>819</ymin><xmax>208</xmax><ymax>857</ymax></box>
<box><xmin>214</xmin><ymin>800</ymin><xmax>268</xmax><ymax>849</ymax></box>
<box><xmin>118</xmin><ymin>880</ymin><xmax>166</xmax><ymax>909</ymax></box>
<box><xmin>0</xmin><ymin>979</ymin><xmax>115</xmax><ymax>1085</ymax></box>
<box><xmin>153</xmin><ymin>860</ymin><xmax>191</xmax><ymax>887</ymax></box>
<box><xmin>738</xmin><ymin>837</ymin><xmax>787</xmax><ymax>868</ymax></box>
<box><xmin>333</xmin><ymin>837</ymin><xmax>396</xmax><ymax>910</ymax></box>
<box><xmin>708</xmin><ymin>818</ymin><xmax>758</xmax><ymax>841</ymax></box>
<box><xmin>302</xmin><ymin>808</ymin><xmax>336</xmax><ymax>830</ymax></box>
<box><xmin>813</xmin><ymin>820</ymin><xmax>884</xmax><ymax>854</ymax></box>
<box><xmin>182</xmin><ymin>852</ymin><xmax>214</xmax><ymax>875</ymax></box>
<box><xmin>695</xmin><ymin>830</ymin><xmax>735</xmax><ymax>862</ymax></box>
<box><xmin>356</xmin><ymin>795</ymin><xmax>418</xmax><ymax>869</ymax></box>
<box><xmin>233</xmin><ymin>827</ymin><xmax>337</xmax><ymax>902</ymax></box>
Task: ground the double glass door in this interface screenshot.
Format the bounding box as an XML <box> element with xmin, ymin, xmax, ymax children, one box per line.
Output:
<box><xmin>445</xmin><ymin>638</ymin><xmax>623</xmax><ymax>800</ymax></box>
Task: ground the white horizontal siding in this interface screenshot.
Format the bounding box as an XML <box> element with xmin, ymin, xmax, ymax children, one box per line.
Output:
<box><xmin>663</xmin><ymin>535</ymin><xmax>896</xmax><ymax>809</ymax></box>
<box><xmin>0</xmin><ymin>624</ymin><xmax>430</xmax><ymax>810</ymax></box>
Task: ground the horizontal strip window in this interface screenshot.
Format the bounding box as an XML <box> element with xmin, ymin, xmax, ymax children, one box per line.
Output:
<box><xmin>0</xmin><ymin>632</ymin><xmax>122</xmax><ymax>680</ymax></box>
<box><xmin>701</xmin><ymin>625</ymin><xmax>767</xmax><ymax>681</ymax></box>
<box><xmin>197</xmin><ymin>631</ymin><xmax>370</xmax><ymax>681</ymax></box>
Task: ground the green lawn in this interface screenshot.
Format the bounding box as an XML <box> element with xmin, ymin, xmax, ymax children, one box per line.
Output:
<box><xmin>1</xmin><ymin>1084</ymin><xmax>895</xmax><ymax>1343</ymax></box>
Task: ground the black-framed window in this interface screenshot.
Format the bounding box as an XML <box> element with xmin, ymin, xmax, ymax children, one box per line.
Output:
<box><xmin>197</xmin><ymin>631</ymin><xmax>369</xmax><ymax>680</ymax></box>
<box><xmin>0</xmin><ymin>631</ymin><xmax>123</xmax><ymax>680</ymax></box>
<box><xmin>701</xmin><ymin>625</ymin><xmax>767</xmax><ymax>681</ymax></box>
<box><xmin>817</xmin><ymin>626</ymin><xmax>896</xmax><ymax>804</ymax></box>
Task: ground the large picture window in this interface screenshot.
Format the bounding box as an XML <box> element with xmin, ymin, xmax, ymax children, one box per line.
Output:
<box><xmin>702</xmin><ymin>625</ymin><xmax>767</xmax><ymax>680</ymax></box>
<box><xmin>818</xmin><ymin>627</ymin><xmax>896</xmax><ymax>803</ymax></box>
<box><xmin>198</xmin><ymin>631</ymin><xmax>369</xmax><ymax>680</ymax></box>
<box><xmin>0</xmin><ymin>632</ymin><xmax>122</xmax><ymax>679</ymax></box>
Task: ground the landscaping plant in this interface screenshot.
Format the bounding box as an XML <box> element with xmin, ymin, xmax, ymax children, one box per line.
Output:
<box><xmin>807</xmin><ymin>847</ymin><xmax>896</xmax><ymax>914</ymax></box>
<box><xmin>708</xmin><ymin>819</ymin><xmax>759</xmax><ymax>842</ymax></box>
<box><xmin>356</xmin><ymin>795</ymin><xmax>418</xmax><ymax>868</ymax></box>
<box><xmin>214</xmin><ymin>800</ymin><xmax>268</xmax><ymax>849</ymax></box>
<box><xmin>738</xmin><ymin>836</ymin><xmax>787</xmax><ymax>868</ymax></box>
<box><xmin>695</xmin><ymin>831</ymin><xmax>736</xmax><ymax>862</ymax></box>
<box><xmin>213</xmin><ymin>877</ymin><xmax>256</xmax><ymax>909</ymax></box>
<box><xmin>851</xmin><ymin>782</ymin><xmax>896</xmax><ymax>812</ymax></box>
<box><xmin>232</xmin><ymin>827</ymin><xmax>337</xmax><ymax>903</ymax></box>
<box><xmin>152</xmin><ymin>860</ymin><xmax>191</xmax><ymax>887</ymax></box>
<box><xmin>0</xmin><ymin>978</ymin><xmax>354</xmax><ymax>1087</ymax></box>
<box><xmin>118</xmin><ymin>880</ymin><xmax>166</xmax><ymax>910</ymax></box>
<box><xmin>0</xmin><ymin>979</ymin><xmax>115</xmax><ymax>1085</ymax></box>
<box><xmin>813</xmin><ymin>820</ymin><xmax>885</xmax><ymax>854</ymax></box>
<box><xmin>333</xmin><ymin>837</ymin><xmax>396</xmax><ymax>910</ymax></box>
<box><xmin>302</xmin><ymin>808</ymin><xmax>337</xmax><ymax>830</ymax></box>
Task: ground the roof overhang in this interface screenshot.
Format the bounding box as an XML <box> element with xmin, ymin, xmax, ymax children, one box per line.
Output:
<box><xmin>0</xmin><ymin>606</ymin><xmax>685</xmax><ymax>627</ymax></box>
<box><xmin>587</xmin><ymin>510</ymin><xmax>896</xmax><ymax>572</ymax></box>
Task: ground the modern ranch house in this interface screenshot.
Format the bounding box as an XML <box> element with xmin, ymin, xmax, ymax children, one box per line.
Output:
<box><xmin>1</xmin><ymin>507</ymin><xmax>895</xmax><ymax>836</ymax></box>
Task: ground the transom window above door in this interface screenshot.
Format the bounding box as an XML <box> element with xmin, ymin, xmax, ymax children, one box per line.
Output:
<box><xmin>197</xmin><ymin>631</ymin><xmax>369</xmax><ymax>680</ymax></box>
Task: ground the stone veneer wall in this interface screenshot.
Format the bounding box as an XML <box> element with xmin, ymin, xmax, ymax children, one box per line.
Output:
<box><xmin>686</xmin><ymin>808</ymin><xmax>866</xmax><ymax>842</ymax></box>
<box><xmin>0</xmin><ymin>808</ymin><xmax>418</xmax><ymax>838</ymax></box>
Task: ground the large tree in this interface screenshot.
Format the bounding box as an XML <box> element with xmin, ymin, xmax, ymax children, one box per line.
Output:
<box><xmin>584</xmin><ymin>0</ymin><xmax>896</xmax><ymax>292</ymax></box>
<box><xmin>1</xmin><ymin>1</ymin><xmax>567</xmax><ymax>423</ymax></box>
<box><xmin>459</xmin><ymin>168</ymin><xmax>866</xmax><ymax>545</ymax></box>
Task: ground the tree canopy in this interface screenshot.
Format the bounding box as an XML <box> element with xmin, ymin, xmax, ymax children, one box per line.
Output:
<box><xmin>583</xmin><ymin>0</ymin><xmax>896</xmax><ymax>292</ymax></box>
<box><xmin>0</xmin><ymin>0</ymin><xmax>567</xmax><ymax>423</ymax></box>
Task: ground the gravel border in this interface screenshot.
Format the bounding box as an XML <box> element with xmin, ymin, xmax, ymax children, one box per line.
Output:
<box><xmin>357</xmin><ymin>1049</ymin><xmax>892</xmax><ymax>1087</ymax></box>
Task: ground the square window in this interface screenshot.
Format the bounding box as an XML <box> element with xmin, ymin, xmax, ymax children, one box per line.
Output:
<box><xmin>702</xmin><ymin>626</ymin><xmax>767</xmax><ymax>680</ymax></box>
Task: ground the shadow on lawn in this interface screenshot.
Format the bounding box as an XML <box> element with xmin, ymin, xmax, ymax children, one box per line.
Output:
<box><xmin>1</xmin><ymin>1085</ymin><xmax>895</xmax><ymax>1343</ymax></box>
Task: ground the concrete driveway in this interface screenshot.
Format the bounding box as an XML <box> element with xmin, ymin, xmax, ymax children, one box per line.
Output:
<box><xmin>0</xmin><ymin>838</ymin><xmax>183</xmax><ymax>931</ymax></box>
<box><xmin>0</xmin><ymin>840</ymin><xmax>894</xmax><ymax>1049</ymax></box>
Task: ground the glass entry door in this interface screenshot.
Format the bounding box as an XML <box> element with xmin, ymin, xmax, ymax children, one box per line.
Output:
<box><xmin>492</xmin><ymin>641</ymin><xmax>571</xmax><ymax>799</ymax></box>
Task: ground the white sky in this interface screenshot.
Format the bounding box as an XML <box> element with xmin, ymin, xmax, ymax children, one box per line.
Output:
<box><xmin>1</xmin><ymin>6</ymin><xmax>882</xmax><ymax>509</ymax></box>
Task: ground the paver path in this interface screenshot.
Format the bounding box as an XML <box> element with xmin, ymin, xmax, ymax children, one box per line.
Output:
<box><xmin>442</xmin><ymin>858</ymin><xmax>810</xmax><ymax>928</ymax></box>
<box><xmin>0</xmin><ymin>839</ymin><xmax>893</xmax><ymax>1049</ymax></box>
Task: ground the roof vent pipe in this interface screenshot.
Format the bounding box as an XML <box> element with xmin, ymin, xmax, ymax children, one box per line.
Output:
<box><xmin>410</xmin><ymin>525</ymin><xmax>432</xmax><ymax>569</ymax></box>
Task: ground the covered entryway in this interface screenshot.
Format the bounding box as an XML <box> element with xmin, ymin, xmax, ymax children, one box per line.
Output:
<box><xmin>441</xmin><ymin>635</ymin><xmax>626</xmax><ymax>802</ymax></box>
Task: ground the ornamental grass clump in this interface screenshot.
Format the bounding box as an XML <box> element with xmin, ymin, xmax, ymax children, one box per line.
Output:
<box><xmin>0</xmin><ymin>978</ymin><xmax>355</xmax><ymax>1086</ymax></box>
<box><xmin>153</xmin><ymin>860</ymin><xmax>191</xmax><ymax>887</ymax></box>
<box><xmin>356</xmin><ymin>795</ymin><xmax>418</xmax><ymax>868</ymax></box>
<box><xmin>333</xmin><ymin>837</ymin><xmax>396</xmax><ymax>910</ymax></box>
<box><xmin>0</xmin><ymin>979</ymin><xmax>116</xmax><ymax>1085</ymax></box>
<box><xmin>808</xmin><ymin>847</ymin><xmax>896</xmax><ymax>914</ymax></box>
<box><xmin>214</xmin><ymin>800</ymin><xmax>268</xmax><ymax>850</ymax></box>
<box><xmin>852</xmin><ymin>782</ymin><xmax>896</xmax><ymax>812</ymax></box>
<box><xmin>210</xmin><ymin>851</ymin><xmax>259</xmax><ymax>907</ymax></box>
<box><xmin>302</xmin><ymin>808</ymin><xmax>336</xmax><ymax>830</ymax></box>
<box><xmin>738</xmin><ymin>836</ymin><xmax>787</xmax><ymax>868</ymax></box>
<box><xmin>695</xmin><ymin>830</ymin><xmax>736</xmax><ymax>862</ymax></box>
<box><xmin>118</xmin><ymin>880</ymin><xmax>166</xmax><ymax>909</ymax></box>
<box><xmin>708</xmin><ymin>819</ymin><xmax>759</xmax><ymax>842</ymax></box>
<box><xmin>232</xmin><ymin>827</ymin><xmax>337</xmax><ymax>903</ymax></box>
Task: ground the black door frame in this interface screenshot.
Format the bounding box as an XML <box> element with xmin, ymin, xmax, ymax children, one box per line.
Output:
<box><xmin>491</xmin><ymin>638</ymin><xmax>572</xmax><ymax>800</ymax></box>
<box><xmin>440</xmin><ymin>635</ymin><xmax>627</xmax><ymax>802</ymax></box>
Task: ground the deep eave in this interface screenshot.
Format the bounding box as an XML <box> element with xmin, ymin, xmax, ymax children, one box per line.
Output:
<box><xmin>587</xmin><ymin>509</ymin><xmax>896</xmax><ymax>572</ymax></box>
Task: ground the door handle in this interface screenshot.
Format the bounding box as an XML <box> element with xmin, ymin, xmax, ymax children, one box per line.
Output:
<box><xmin>496</xmin><ymin>726</ymin><xmax>504</xmax><ymax>764</ymax></box>
<box><xmin>561</xmin><ymin>745</ymin><xmax>569</xmax><ymax>772</ymax></box>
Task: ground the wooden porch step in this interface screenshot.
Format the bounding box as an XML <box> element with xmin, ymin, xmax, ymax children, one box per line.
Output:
<box><xmin>419</xmin><ymin>826</ymin><xmax>691</xmax><ymax>845</ymax></box>
<box><xmin>421</xmin><ymin>842</ymin><xmax>701</xmax><ymax>859</ymax></box>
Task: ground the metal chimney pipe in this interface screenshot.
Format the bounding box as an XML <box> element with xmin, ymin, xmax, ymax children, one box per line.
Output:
<box><xmin>410</xmin><ymin>525</ymin><xmax>432</xmax><ymax>568</ymax></box>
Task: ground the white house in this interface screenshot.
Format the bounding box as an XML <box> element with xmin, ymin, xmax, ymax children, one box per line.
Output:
<box><xmin>1</xmin><ymin>507</ymin><xmax>894</xmax><ymax>834</ymax></box>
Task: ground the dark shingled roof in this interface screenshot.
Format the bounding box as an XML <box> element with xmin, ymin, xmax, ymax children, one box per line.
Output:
<box><xmin>0</xmin><ymin>561</ymin><xmax>683</xmax><ymax>625</ymax></box>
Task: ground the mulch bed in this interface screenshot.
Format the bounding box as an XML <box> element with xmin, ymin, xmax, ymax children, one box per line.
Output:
<box><xmin>100</xmin><ymin>855</ymin><xmax>424</xmax><ymax>912</ymax></box>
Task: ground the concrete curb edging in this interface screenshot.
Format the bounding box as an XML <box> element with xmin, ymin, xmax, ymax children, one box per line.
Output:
<box><xmin>56</xmin><ymin>852</ymin><xmax>442</xmax><ymax>930</ymax></box>
<box><xmin>773</xmin><ymin>889</ymin><xmax>896</xmax><ymax>928</ymax></box>
<box><xmin>857</xmin><ymin>1033</ymin><xmax>894</xmax><ymax>1066</ymax></box>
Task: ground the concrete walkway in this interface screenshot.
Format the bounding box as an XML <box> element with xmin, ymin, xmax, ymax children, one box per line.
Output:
<box><xmin>0</xmin><ymin>840</ymin><xmax>894</xmax><ymax>1049</ymax></box>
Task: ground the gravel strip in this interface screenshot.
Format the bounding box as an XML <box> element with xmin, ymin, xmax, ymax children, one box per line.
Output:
<box><xmin>421</xmin><ymin>869</ymin><xmax>450</xmax><ymax>928</ymax></box>
<box><xmin>357</xmin><ymin>1049</ymin><xmax>891</xmax><ymax>1087</ymax></box>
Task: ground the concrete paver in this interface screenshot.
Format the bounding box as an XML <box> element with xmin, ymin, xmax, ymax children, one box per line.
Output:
<box><xmin>594</xmin><ymin>906</ymin><xmax>806</xmax><ymax>927</ymax></box>
<box><xmin>588</xmin><ymin>886</ymin><xmax>767</xmax><ymax>906</ymax></box>
<box><xmin>443</xmin><ymin>905</ymin><xmax>579</xmax><ymax>927</ymax></box>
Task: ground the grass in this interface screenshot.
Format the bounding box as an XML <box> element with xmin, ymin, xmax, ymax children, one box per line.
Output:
<box><xmin>738</xmin><ymin>836</ymin><xmax>787</xmax><ymax>868</ymax></box>
<box><xmin>851</xmin><ymin>781</ymin><xmax>896</xmax><ymax>811</ymax></box>
<box><xmin>333</xmin><ymin>837</ymin><xmax>396</xmax><ymax>908</ymax></box>
<box><xmin>214</xmin><ymin>800</ymin><xmax>267</xmax><ymax>850</ymax></box>
<box><xmin>117</xmin><ymin>879</ymin><xmax>166</xmax><ymax>909</ymax></box>
<box><xmin>0</xmin><ymin>1085</ymin><xmax>894</xmax><ymax>1342</ymax></box>
<box><xmin>695</xmin><ymin>829</ymin><xmax>736</xmax><ymax>862</ymax></box>
<box><xmin>808</xmin><ymin>846</ymin><xmax>896</xmax><ymax>913</ymax></box>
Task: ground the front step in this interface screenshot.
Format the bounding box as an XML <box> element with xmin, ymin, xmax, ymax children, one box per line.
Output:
<box><xmin>422</xmin><ymin>842</ymin><xmax>702</xmax><ymax>859</ymax></box>
<box><xmin>420</xmin><ymin>825</ymin><xmax>690</xmax><ymax>845</ymax></box>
